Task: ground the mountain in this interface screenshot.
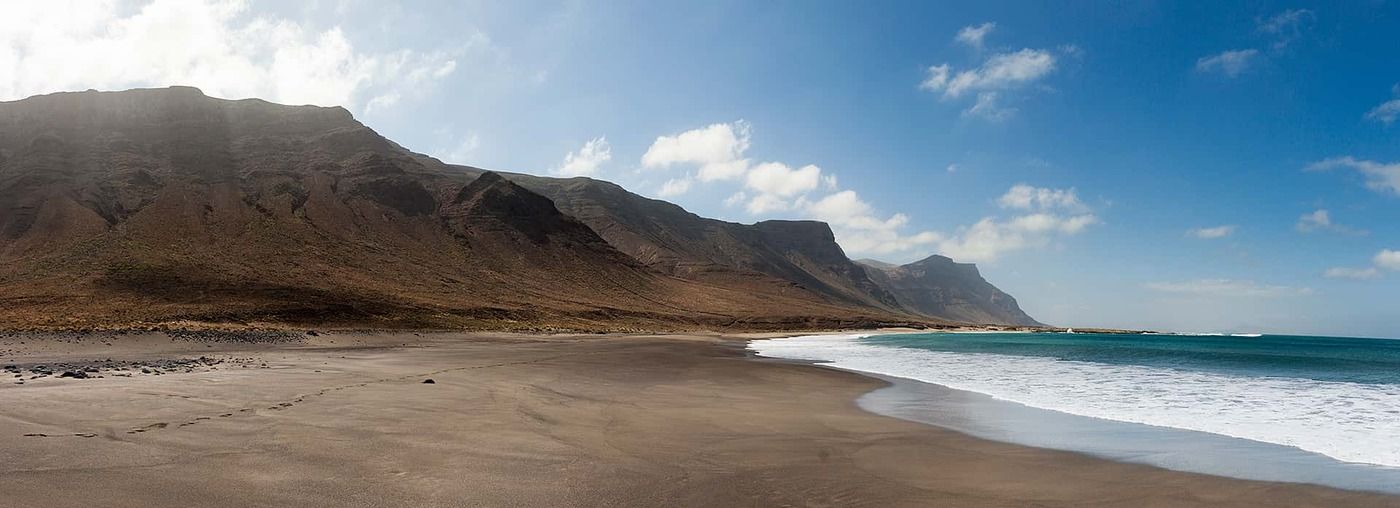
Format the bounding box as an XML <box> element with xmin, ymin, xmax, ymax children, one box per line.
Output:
<box><xmin>857</xmin><ymin>255</ymin><xmax>1042</xmax><ymax>326</ymax></box>
<box><xmin>0</xmin><ymin>86</ymin><xmax>932</xmax><ymax>330</ymax></box>
<box><xmin>501</xmin><ymin>173</ymin><xmax>903</xmax><ymax>312</ymax></box>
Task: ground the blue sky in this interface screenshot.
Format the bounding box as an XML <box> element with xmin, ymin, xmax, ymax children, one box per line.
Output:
<box><xmin>4</xmin><ymin>1</ymin><xmax>1398</xmax><ymax>336</ymax></box>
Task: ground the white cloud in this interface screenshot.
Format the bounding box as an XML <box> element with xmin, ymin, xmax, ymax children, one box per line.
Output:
<box><xmin>1306</xmin><ymin>156</ymin><xmax>1400</xmax><ymax>195</ymax></box>
<box><xmin>657</xmin><ymin>177</ymin><xmax>693</xmax><ymax>198</ymax></box>
<box><xmin>1377</xmin><ymin>249</ymin><xmax>1400</xmax><ymax>271</ymax></box>
<box><xmin>954</xmin><ymin>22</ymin><xmax>996</xmax><ymax>50</ymax></box>
<box><xmin>432</xmin><ymin>132</ymin><xmax>480</xmax><ymax>165</ymax></box>
<box><xmin>1323</xmin><ymin>249</ymin><xmax>1400</xmax><ymax>281</ymax></box>
<box><xmin>640</xmin><ymin>124</ymin><xmax>1098</xmax><ymax>260</ymax></box>
<box><xmin>745</xmin><ymin>162</ymin><xmax>822</xmax><ymax>197</ymax></box>
<box><xmin>1146</xmin><ymin>279</ymin><xmax>1312</xmax><ymax>298</ymax></box>
<box><xmin>746</xmin><ymin>193</ymin><xmax>792</xmax><ymax>214</ymax></box>
<box><xmin>1296</xmin><ymin>209</ymin><xmax>1331</xmax><ymax>232</ymax></box>
<box><xmin>1256</xmin><ymin>9</ymin><xmax>1314</xmax><ymax>50</ymax></box>
<box><xmin>742</xmin><ymin>162</ymin><xmax>826</xmax><ymax>213</ymax></box>
<box><xmin>641</xmin><ymin>121</ymin><xmax>752</xmax><ymax>182</ymax></box>
<box><xmin>997</xmin><ymin>184</ymin><xmax>1087</xmax><ymax>211</ymax></box>
<box><xmin>937</xmin><ymin>211</ymin><xmax>1098</xmax><ymax>263</ymax></box>
<box><xmin>805</xmin><ymin>191</ymin><xmax>943</xmax><ymax>256</ymax></box>
<box><xmin>1365</xmin><ymin>85</ymin><xmax>1400</xmax><ymax>125</ymax></box>
<box><xmin>552</xmin><ymin>137</ymin><xmax>612</xmax><ymax>177</ymax></box>
<box><xmin>0</xmin><ymin>0</ymin><xmax>462</xmax><ymax>113</ymax></box>
<box><xmin>1368</xmin><ymin>100</ymin><xmax>1400</xmax><ymax>125</ymax></box>
<box><xmin>923</xmin><ymin>48</ymin><xmax>1057</xmax><ymax>99</ymax></box>
<box><xmin>1325</xmin><ymin>267</ymin><xmax>1381</xmax><ymax>280</ymax></box>
<box><xmin>922</xmin><ymin>24</ymin><xmax>1067</xmax><ymax>120</ymax></box>
<box><xmin>964</xmin><ymin>92</ymin><xmax>1014</xmax><ymax>121</ymax></box>
<box><xmin>1188</xmin><ymin>225</ymin><xmax>1236</xmax><ymax>239</ymax></box>
<box><xmin>723</xmin><ymin>191</ymin><xmax>747</xmax><ymax>208</ymax></box>
<box><xmin>945</xmin><ymin>163</ymin><xmax>960</xmax><ymax>173</ymax></box>
<box><xmin>923</xmin><ymin>184</ymin><xmax>1099</xmax><ymax>263</ymax></box>
<box><xmin>1195</xmin><ymin>49</ymin><xmax>1259</xmax><ymax>77</ymax></box>
<box><xmin>1295</xmin><ymin>209</ymin><xmax>1366</xmax><ymax>235</ymax></box>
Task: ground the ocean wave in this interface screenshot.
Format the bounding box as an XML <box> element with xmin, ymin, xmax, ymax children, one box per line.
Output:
<box><xmin>750</xmin><ymin>334</ymin><xmax>1400</xmax><ymax>469</ymax></box>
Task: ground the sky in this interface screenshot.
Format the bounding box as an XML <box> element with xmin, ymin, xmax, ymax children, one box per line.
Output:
<box><xmin>3</xmin><ymin>0</ymin><xmax>1399</xmax><ymax>337</ymax></box>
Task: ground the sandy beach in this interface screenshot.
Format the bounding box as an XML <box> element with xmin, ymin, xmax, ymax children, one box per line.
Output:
<box><xmin>1</xmin><ymin>331</ymin><xmax>1396</xmax><ymax>507</ymax></box>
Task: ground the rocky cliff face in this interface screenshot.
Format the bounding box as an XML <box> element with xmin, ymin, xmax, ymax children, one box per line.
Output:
<box><xmin>858</xmin><ymin>255</ymin><xmax>1042</xmax><ymax>326</ymax></box>
<box><xmin>0</xmin><ymin>87</ymin><xmax>930</xmax><ymax>330</ymax></box>
<box><xmin>503</xmin><ymin>174</ymin><xmax>902</xmax><ymax>312</ymax></box>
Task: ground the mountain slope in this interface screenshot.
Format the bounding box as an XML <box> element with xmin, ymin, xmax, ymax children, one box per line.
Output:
<box><xmin>501</xmin><ymin>173</ymin><xmax>903</xmax><ymax>312</ymax></box>
<box><xmin>0</xmin><ymin>87</ymin><xmax>929</xmax><ymax>330</ymax></box>
<box><xmin>858</xmin><ymin>255</ymin><xmax>1042</xmax><ymax>326</ymax></box>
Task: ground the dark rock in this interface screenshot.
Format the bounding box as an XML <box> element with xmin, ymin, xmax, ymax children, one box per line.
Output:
<box><xmin>422</xmin><ymin>379</ymin><xmax>435</xmax><ymax>384</ymax></box>
<box><xmin>59</xmin><ymin>370</ymin><xmax>89</xmax><ymax>379</ymax></box>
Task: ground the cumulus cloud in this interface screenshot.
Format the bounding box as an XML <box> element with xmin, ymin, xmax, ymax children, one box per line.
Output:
<box><xmin>954</xmin><ymin>22</ymin><xmax>996</xmax><ymax>50</ymax></box>
<box><xmin>641</xmin><ymin>121</ymin><xmax>752</xmax><ymax>182</ymax></box>
<box><xmin>1323</xmin><ymin>250</ymin><xmax>1400</xmax><ymax>281</ymax></box>
<box><xmin>640</xmin><ymin>121</ymin><xmax>841</xmax><ymax>215</ymax></box>
<box><xmin>552</xmin><ymin>137</ymin><xmax>612</xmax><ymax>177</ymax></box>
<box><xmin>639</xmin><ymin>124</ymin><xmax>1097</xmax><ymax>260</ymax></box>
<box><xmin>1365</xmin><ymin>85</ymin><xmax>1400</xmax><ymax>125</ymax></box>
<box><xmin>0</xmin><ymin>0</ymin><xmax>462</xmax><ymax>113</ymax></box>
<box><xmin>1295</xmin><ymin>209</ymin><xmax>1366</xmax><ymax>235</ymax></box>
<box><xmin>997</xmin><ymin>184</ymin><xmax>1087</xmax><ymax>211</ymax></box>
<box><xmin>931</xmin><ymin>185</ymin><xmax>1098</xmax><ymax>263</ymax></box>
<box><xmin>1306</xmin><ymin>156</ymin><xmax>1400</xmax><ymax>195</ymax></box>
<box><xmin>742</xmin><ymin>162</ymin><xmax>826</xmax><ymax>213</ymax></box>
<box><xmin>805</xmin><ymin>191</ymin><xmax>942</xmax><ymax>255</ymax></box>
<box><xmin>1325</xmin><ymin>267</ymin><xmax>1381</xmax><ymax>280</ymax></box>
<box><xmin>745</xmin><ymin>162</ymin><xmax>822</xmax><ymax>198</ymax></box>
<box><xmin>936</xmin><ymin>211</ymin><xmax>1098</xmax><ymax>263</ymax></box>
<box><xmin>1187</xmin><ymin>225</ymin><xmax>1236</xmax><ymax>239</ymax></box>
<box><xmin>1195</xmin><ymin>49</ymin><xmax>1259</xmax><ymax>77</ymax></box>
<box><xmin>1146</xmin><ymin>279</ymin><xmax>1312</xmax><ymax>298</ymax></box>
<box><xmin>1377</xmin><ymin>249</ymin><xmax>1400</xmax><ymax>271</ymax></box>
<box><xmin>657</xmin><ymin>177</ymin><xmax>692</xmax><ymax>198</ymax></box>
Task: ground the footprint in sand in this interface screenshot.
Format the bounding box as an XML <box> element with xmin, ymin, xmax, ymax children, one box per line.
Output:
<box><xmin>127</xmin><ymin>422</ymin><xmax>168</xmax><ymax>434</ymax></box>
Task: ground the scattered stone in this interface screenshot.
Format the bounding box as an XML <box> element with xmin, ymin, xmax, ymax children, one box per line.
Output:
<box><xmin>58</xmin><ymin>370</ymin><xmax>89</xmax><ymax>379</ymax></box>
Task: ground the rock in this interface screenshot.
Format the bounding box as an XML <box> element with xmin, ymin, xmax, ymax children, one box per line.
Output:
<box><xmin>422</xmin><ymin>379</ymin><xmax>435</xmax><ymax>384</ymax></box>
<box><xmin>58</xmin><ymin>370</ymin><xmax>89</xmax><ymax>379</ymax></box>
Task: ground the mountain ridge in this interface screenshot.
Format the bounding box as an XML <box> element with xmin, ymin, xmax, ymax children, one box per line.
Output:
<box><xmin>0</xmin><ymin>86</ymin><xmax>1035</xmax><ymax>330</ymax></box>
<box><xmin>857</xmin><ymin>255</ymin><xmax>1042</xmax><ymax>326</ymax></box>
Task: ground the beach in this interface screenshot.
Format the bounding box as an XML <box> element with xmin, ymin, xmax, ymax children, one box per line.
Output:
<box><xmin>1</xmin><ymin>331</ymin><xmax>1396</xmax><ymax>507</ymax></box>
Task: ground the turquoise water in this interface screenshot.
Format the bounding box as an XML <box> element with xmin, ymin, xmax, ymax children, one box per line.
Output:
<box><xmin>866</xmin><ymin>332</ymin><xmax>1400</xmax><ymax>385</ymax></box>
<box><xmin>750</xmin><ymin>332</ymin><xmax>1400</xmax><ymax>491</ymax></box>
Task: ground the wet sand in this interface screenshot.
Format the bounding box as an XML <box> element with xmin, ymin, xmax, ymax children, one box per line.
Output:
<box><xmin>1</xmin><ymin>331</ymin><xmax>1396</xmax><ymax>507</ymax></box>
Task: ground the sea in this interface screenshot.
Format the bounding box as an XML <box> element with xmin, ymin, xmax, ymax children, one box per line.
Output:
<box><xmin>749</xmin><ymin>331</ymin><xmax>1400</xmax><ymax>494</ymax></box>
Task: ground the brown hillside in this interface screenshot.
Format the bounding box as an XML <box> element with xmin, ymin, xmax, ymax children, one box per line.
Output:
<box><xmin>0</xmin><ymin>87</ymin><xmax>932</xmax><ymax>330</ymax></box>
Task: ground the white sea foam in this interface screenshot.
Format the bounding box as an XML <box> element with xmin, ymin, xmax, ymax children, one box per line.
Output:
<box><xmin>750</xmin><ymin>334</ymin><xmax>1400</xmax><ymax>468</ymax></box>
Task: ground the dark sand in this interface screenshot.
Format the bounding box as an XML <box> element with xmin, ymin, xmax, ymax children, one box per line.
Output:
<box><xmin>1</xmin><ymin>331</ymin><xmax>1396</xmax><ymax>507</ymax></box>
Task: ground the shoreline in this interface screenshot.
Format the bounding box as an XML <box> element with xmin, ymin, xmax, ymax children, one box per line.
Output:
<box><xmin>2</xmin><ymin>331</ymin><xmax>1394</xmax><ymax>506</ymax></box>
<box><xmin>748</xmin><ymin>332</ymin><xmax>1400</xmax><ymax>497</ymax></box>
